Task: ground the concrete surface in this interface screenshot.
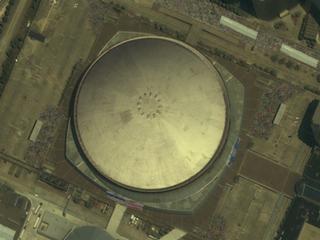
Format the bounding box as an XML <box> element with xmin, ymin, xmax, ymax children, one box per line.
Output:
<box><xmin>0</xmin><ymin>0</ymin><xmax>95</xmax><ymax>161</ymax></box>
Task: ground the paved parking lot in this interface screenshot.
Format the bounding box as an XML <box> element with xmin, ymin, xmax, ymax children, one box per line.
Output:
<box><xmin>239</xmin><ymin>150</ymin><xmax>300</xmax><ymax>197</ymax></box>
<box><xmin>251</xmin><ymin>90</ymin><xmax>313</xmax><ymax>173</ymax></box>
<box><xmin>214</xmin><ymin>177</ymin><xmax>291</xmax><ymax>240</ymax></box>
<box><xmin>0</xmin><ymin>0</ymin><xmax>95</xmax><ymax>161</ymax></box>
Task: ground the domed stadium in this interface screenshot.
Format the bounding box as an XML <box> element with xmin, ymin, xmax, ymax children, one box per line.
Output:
<box><xmin>66</xmin><ymin>33</ymin><xmax>244</xmax><ymax>212</ymax></box>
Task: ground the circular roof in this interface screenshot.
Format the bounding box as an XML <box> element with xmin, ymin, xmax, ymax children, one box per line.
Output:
<box><xmin>65</xmin><ymin>226</ymin><xmax>114</xmax><ymax>240</ymax></box>
<box><xmin>74</xmin><ymin>36</ymin><xmax>228</xmax><ymax>191</ymax></box>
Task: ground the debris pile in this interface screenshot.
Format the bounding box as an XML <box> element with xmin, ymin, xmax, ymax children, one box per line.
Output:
<box><xmin>253</xmin><ymin>83</ymin><xmax>297</xmax><ymax>139</ymax></box>
<box><xmin>25</xmin><ymin>107</ymin><xmax>65</xmax><ymax>166</ymax></box>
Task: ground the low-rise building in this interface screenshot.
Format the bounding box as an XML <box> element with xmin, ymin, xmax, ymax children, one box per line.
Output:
<box><xmin>298</xmin><ymin>222</ymin><xmax>320</xmax><ymax>240</ymax></box>
<box><xmin>299</xmin><ymin>14</ymin><xmax>319</xmax><ymax>48</ymax></box>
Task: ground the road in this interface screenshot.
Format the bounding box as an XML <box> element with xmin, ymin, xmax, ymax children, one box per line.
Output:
<box><xmin>0</xmin><ymin>159</ymin><xmax>111</xmax><ymax>228</ymax></box>
<box><xmin>0</xmin><ymin>0</ymin><xmax>31</xmax><ymax>67</ymax></box>
<box><xmin>113</xmin><ymin>0</ymin><xmax>318</xmax><ymax>90</ymax></box>
<box><xmin>0</xmin><ymin>152</ymin><xmax>39</xmax><ymax>173</ymax></box>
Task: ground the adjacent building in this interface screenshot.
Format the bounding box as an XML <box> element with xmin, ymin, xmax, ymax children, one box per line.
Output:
<box><xmin>64</xmin><ymin>226</ymin><xmax>114</xmax><ymax>240</ymax></box>
<box><xmin>249</xmin><ymin>0</ymin><xmax>299</xmax><ymax>20</ymax></box>
<box><xmin>298</xmin><ymin>222</ymin><xmax>320</xmax><ymax>240</ymax></box>
<box><xmin>299</xmin><ymin>14</ymin><xmax>319</xmax><ymax>47</ymax></box>
<box><xmin>303</xmin><ymin>0</ymin><xmax>320</xmax><ymax>25</ymax></box>
<box><xmin>311</xmin><ymin>101</ymin><xmax>320</xmax><ymax>145</ymax></box>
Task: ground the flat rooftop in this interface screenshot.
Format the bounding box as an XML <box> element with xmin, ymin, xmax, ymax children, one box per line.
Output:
<box><xmin>298</xmin><ymin>222</ymin><xmax>320</xmax><ymax>240</ymax></box>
